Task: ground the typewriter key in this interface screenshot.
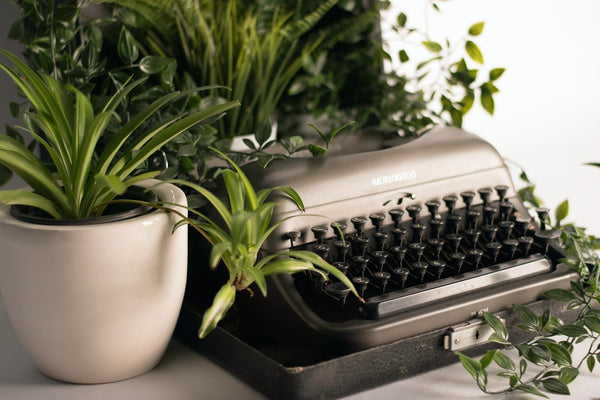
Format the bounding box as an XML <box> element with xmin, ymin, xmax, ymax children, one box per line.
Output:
<box><xmin>443</xmin><ymin>195</ymin><xmax>458</xmax><ymax>215</ymax></box>
<box><xmin>388</xmin><ymin>208</ymin><xmax>405</xmax><ymax>227</ymax></box>
<box><xmin>460</xmin><ymin>191</ymin><xmax>476</xmax><ymax>210</ymax></box>
<box><xmin>392</xmin><ymin>267</ymin><xmax>410</xmax><ymax>287</ymax></box>
<box><xmin>412</xmin><ymin>261</ymin><xmax>429</xmax><ymax>283</ymax></box>
<box><xmin>478</xmin><ymin>187</ymin><xmax>493</xmax><ymax>206</ymax></box>
<box><xmin>429</xmin><ymin>260</ymin><xmax>446</xmax><ymax>279</ymax></box>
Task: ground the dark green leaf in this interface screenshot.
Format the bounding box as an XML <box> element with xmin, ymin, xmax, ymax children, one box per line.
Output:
<box><xmin>456</xmin><ymin>352</ymin><xmax>482</xmax><ymax>382</ymax></box>
<box><xmin>480</xmin><ymin>90</ymin><xmax>495</xmax><ymax>115</ymax></box>
<box><xmin>465</xmin><ymin>40</ymin><xmax>484</xmax><ymax>64</ymax></box>
<box><xmin>544</xmin><ymin>288</ymin><xmax>576</xmax><ymax>302</ymax></box>
<box><xmin>559</xmin><ymin>366</ymin><xmax>579</xmax><ymax>384</ymax></box>
<box><xmin>399</xmin><ymin>49</ymin><xmax>409</xmax><ymax>63</ymax></box>
<box><xmin>9</xmin><ymin>102</ymin><xmax>19</xmax><ymax>118</ymax></box>
<box><xmin>544</xmin><ymin>342</ymin><xmax>572</xmax><ymax>366</ymax></box>
<box><xmin>483</xmin><ymin>312</ymin><xmax>508</xmax><ymax>341</ymax></box>
<box><xmin>584</xmin><ymin>316</ymin><xmax>600</xmax><ymax>333</ymax></box>
<box><xmin>587</xmin><ymin>355</ymin><xmax>596</xmax><ymax>372</ymax></box>
<box><xmin>397</xmin><ymin>12</ymin><xmax>407</xmax><ymax>27</ymax></box>
<box><xmin>489</xmin><ymin>68</ymin><xmax>506</xmax><ymax>81</ymax></box>
<box><xmin>308</xmin><ymin>144</ymin><xmax>327</xmax><ymax>158</ymax></box>
<box><xmin>493</xmin><ymin>351</ymin><xmax>515</xmax><ymax>371</ymax></box>
<box><xmin>479</xmin><ymin>349</ymin><xmax>497</xmax><ymax>369</ymax></box>
<box><xmin>117</xmin><ymin>27</ymin><xmax>139</xmax><ymax>64</ymax></box>
<box><xmin>554</xmin><ymin>324</ymin><xmax>588</xmax><ymax>338</ymax></box>
<box><xmin>139</xmin><ymin>56</ymin><xmax>170</xmax><ymax>74</ymax></box>
<box><xmin>516</xmin><ymin>384</ymin><xmax>548</xmax><ymax>398</ymax></box>
<box><xmin>531</xmin><ymin>345</ymin><xmax>551</xmax><ymax>361</ymax></box>
<box><xmin>541</xmin><ymin>378</ymin><xmax>570</xmax><ymax>395</ymax></box>
<box><xmin>514</xmin><ymin>303</ymin><xmax>539</xmax><ymax>325</ymax></box>
<box><xmin>468</xmin><ymin>22</ymin><xmax>485</xmax><ymax>36</ymax></box>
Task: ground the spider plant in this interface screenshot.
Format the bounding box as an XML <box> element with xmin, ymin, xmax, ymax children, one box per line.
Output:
<box><xmin>162</xmin><ymin>149</ymin><xmax>361</xmax><ymax>338</ymax></box>
<box><xmin>0</xmin><ymin>48</ymin><xmax>239</xmax><ymax>220</ymax></box>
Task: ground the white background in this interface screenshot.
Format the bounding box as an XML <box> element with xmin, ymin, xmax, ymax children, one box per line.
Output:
<box><xmin>383</xmin><ymin>0</ymin><xmax>600</xmax><ymax>235</ymax></box>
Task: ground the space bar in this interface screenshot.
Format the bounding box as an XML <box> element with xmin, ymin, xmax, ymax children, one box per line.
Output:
<box><xmin>360</xmin><ymin>254</ymin><xmax>552</xmax><ymax>319</ymax></box>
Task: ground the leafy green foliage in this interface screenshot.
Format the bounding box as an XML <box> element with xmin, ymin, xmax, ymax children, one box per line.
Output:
<box><xmin>0</xmin><ymin>49</ymin><xmax>239</xmax><ymax>218</ymax></box>
<box><xmin>162</xmin><ymin>149</ymin><xmax>361</xmax><ymax>338</ymax></box>
<box><xmin>458</xmin><ymin>170</ymin><xmax>600</xmax><ymax>397</ymax></box>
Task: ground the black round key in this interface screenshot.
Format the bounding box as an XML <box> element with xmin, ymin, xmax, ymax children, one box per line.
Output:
<box><xmin>389</xmin><ymin>208</ymin><xmax>405</xmax><ymax>227</ymax></box>
<box><xmin>481</xmin><ymin>225</ymin><xmax>498</xmax><ymax>242</ymax></box>
<box><xmin>331</xmin><ymin>221</ymin><xmax>347</xmax><ymax>240</ymax></box>
<box><xmin>464</xmin><ymin>228</ymin><xmax>481</xmax><ymax>248</ymax></box>
<box><xmin>392</xmin><ymin>227</ymin><xmax>408</xmax><ymax>246</ymax></box>
<box><xmin>466</xmin><ymin>210</ymin><xmax>481</xmax><ymax>229</ymax></box>
<box><xmin>412</xmin><ymin>261</ymin><xmax>429</xmax><ymax>283</ymax></box>
<box><xmin>352</xmin><ymin>276</ymin><xmax>369</xmax><ymax>296</ymax></box>
<box><xmin>535</xmin><ymin>207</ymin><xmax>550</xmax><ymax>230</ymax></box>
<box><xmin>446</xmin><ymin>214</ymin><xmax>463</xmax><ymax>234</ymax></box>
<box><xmin>518</xmin><ymin>236</ymin><xmax>534</xmax><ymax>255</ymax></box>
<box><xmin>503</xmin><ymin>239</ymin><xmax>519</xmax><ymax>258</ymax></box>
<box><xmin>535</xmin><ymin>229</ymin><xmax>561</xmax><ymax>253</ymax></box>
<box><xmin>311</xmin><ymin>225</ymin><xmax>328</xmax><ymax>243</ymax></box>
<box><xmin>353</xmin><ymin>236</ymin><xmax>370</xmax><ymax>255</ymax></box>
<box><xmin>486</xmin><ymin>241</ymin><xmax>502</xmax><ymax>262</ymax></box>
<box><xmin>460</xmin><ymin>191</ymin><xmax>476</xmax><ymax>210</ymax></box>
<box><xmin>495</xmin><ymin>185</ymin><xmax>509</xmax><ymax>202</ymax></box>
<box><xmin>373</xmin><ymin>271</ymin><xmax>391</xmax><ymax>292</ymax></box>
<box><xmin>427</xmin><ymin>238</ymin><xmax>445</xmax><ymax>258</ymax></box>
<box><xmin>372</xmin><ymin>250</ymin><xmax>388</xmax><ymax>270</ymax></box>
<box><xmin>334</xmin><ymin>240</ymin><xmax>351</xmax><ymax>261</ymax></box>
<box><xmin>498</xmin><ymin>220</ymin><xmax>515</xmax><ymax>239</ymax></box>
<box><xmin>406</xmin><ymin>204</ymin><xmax>422</xmax><ymax>224</ymax></box>
<box><xmin>411</xmin><ymin>223</ymin><xmax>426</xmax><ymax>242</ymax></box>
<box><xmin>332</xmin><ymin>261</ymin><xmax>350</xmax><ymax>275</ymax></box>
<box><xmin>393</xmin><ymin>267</ymin><xmax>410</xmax><ymax>287</ymax></box>
<box><xmin>467</xmin><ymin>248</ymin><xmax>484</xmax><ymax>268</ymax></box>
<box><xmin>482</xmin><ymin>206</ymin><xmax>498</xmax><ymax>225</ymax></box>
<box><xmin>409</xmin><ymin>242</ymin><xmax>426</xmax><ymax>261</ymax></box>
<box><xmin>324</xmin><ymin>282</ymin><xmax>351</xmax><ymax>304</ymax></box>
<box><xmin>515</xmin><ymin>216</ymin><xmax>532</xmax><ymax>235</ymax></box>
<box><xmin>389</xmin><ymin>246</ymin><xmax>408</xmax><ymax>266</ymax></box>
<box><xmin>369</xmin><ymin>213</ymin><xmax>386</xmax><ymax>231</ymax></box>
<box><xmin>285</xmin><ymin>230</ymin><xmax>301</xmax><ymax>247</ymax></box>
<box><xmin>478</xmin><ymin>187</ymin><xmax>493</xmax><ymax>206</ymax></box>
<box><xmin>313</xmin><ymin>243</ymin><xmax>330</xmax><ymax>260</ymax></box>
<box><xmin>425</xmin><ymin>200</ymin><xmax>441</xmax><ymax>218</ymax></box>
<box><xmin>428</xmin><ymin>218</ymin><xmax>445</xmax><ymax>238</ymax></box>
<box><xmin>374</xmin><ymin>231</ymin><xmax>390</xmax><ymax>250</ymax></box>
<box><xmin>353</xmin><ymin>255</ymin><xmax>369</xmax><ymax>275</ymax></box>
<box><xmin>446</xmin><ymin>233</ymin><xmax>463</xmax><ymax>253</ymax></box>
<box><xmin>443</xmin><ymin>195</ymin><xmax>458</xmax><ymax>215</ymax></box>
<box><xmin>449</xmin><ymin>252</ymin><xmax>466</xmax><ymax>273</ymax></box>
<box><xmin>351</xmin><ymin>216</ymin><xmax>368</xmax><ymax>236</ymax></box>
<box><xmin>430</xmin><ymin>260</ymin><xmax>446</xmax><ymax>279</ymax></box>
<box><xmin>499</xmin><ymin>201</ymin><xmax>514</xmax><ymax>221</ymax></box>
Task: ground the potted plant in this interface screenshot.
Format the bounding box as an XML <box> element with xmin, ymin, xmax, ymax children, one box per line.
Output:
<box><xmin>0</xmin><ymin>49</ymin><xmax>239</xmax><ymax>383</ymax></box>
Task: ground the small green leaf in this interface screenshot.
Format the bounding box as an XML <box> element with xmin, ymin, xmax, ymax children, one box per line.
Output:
<box><xmin>544</xmin><ymin>288</ymin><xmax>576</xmax><ymax>302</ymax></box>
<box><xmin>544</xmin><ymin>342</ymin><xmax>572</xmax><ymax>366</ymax></box>
<box><xmin>198</xmin><ymin>284</ymin><xmax>236</xmax><ymax>338</ymax></box>
<box><xmin>514</xmin><ymin>303</ymin><xmax>539</xmax><ymax>326</ymax></box>
<box><xmin>489</xmin><ymin>67</ymin><xmax>506</xmax><ymax>81</ymax></box>
<box><xmin>587</xmin><ymin>355</ymin><xmax>596</xmax><ymax>372</ymax></box>
<box><xmin>117</xmin><ymin>27</ymin><xmax>139</xmax><ymax>64</ymax></box>
<box><xmin>493</xmin><ymin>351</ymin><xmax>515</xmax><ymax>371</ymax></box>
<box><xmin>308</xmin><ymin>144</ymin><xmax>327</xmax><ymax>158</ymax></box>
<box><xmin>139</xmin><ymin>55</ymin><xmax>170</xmax><ymax>74</ymax></box>
<box><xmin>397</xmin><ymin>12</ymin><xmax>407</xmax><ymax>27</ymax></box>
<box><xmin>541</xmin><ymin>378</ymin><xmax>570</xmax><ymax>395</ymax></box>
<box><xmin>422</xmin><ymin>40</ymin><xmax>443</xmax><ymax>53</ymax></box>
<box><xmin>558</xmin><ymin>366</ymin><xmax>579</xmax><ymax>384</ymax></box>
<box><xmin>468</xmin><ymin>22</ymin><xmax>485</xmax><ymax>36</ymax></box>
<box><xmin>516</xmin><ymin>384</ymin><xmax>549</xmax><ymax>398</ymax></box>
<box><xmin>480</xmin><ymin>90</ymin><xmax>495</xmax><ymax>115</ymax></box>
<box><xmin>483</xmin><ymin>312</ymin><xmax>508</xmax><ymax>340</ymax></box>
<box><xmin>553</xmin><ymin>324</ymin><xmax>588</xmax><ymax>338</ymax></box>
<box><xmin>399</xmin><ymin>49</ymin><xmax>409</xmax><ymax>63</ymax></box>
<box><xmin>555</xmin><ymin>199</ymin><xmax>569</xmax><ymax>224</ymax></box>
<box><xmin>479</xmin><ymin>349</ymin><xmax>497</xmax><ymax>369</ymax></box>
<box><xmin>465</xmin><ymin>40</ymin><xmax>484</xmax><ymax>64</ymax></box>
<box><xmin>457</xmin><ymin>352</ymin><xmax>482</xmax><ymax>382</ymax></box>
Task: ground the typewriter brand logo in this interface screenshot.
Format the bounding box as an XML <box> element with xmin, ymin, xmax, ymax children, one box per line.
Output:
<box><xmin>371</xmin><ymin>170</ymin><xmax>417</xmax><ymax>186</ymax></box>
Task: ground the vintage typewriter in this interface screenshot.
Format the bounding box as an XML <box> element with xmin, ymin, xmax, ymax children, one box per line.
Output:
<box><xmin>235</xmin><ymin>126</ymin><xmax>577</xmax><ymax>352</ymax></box>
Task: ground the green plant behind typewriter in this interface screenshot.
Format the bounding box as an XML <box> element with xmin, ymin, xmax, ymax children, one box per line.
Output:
<box><xmin>168</xmin><ymin>148</ymin><xmax>362</xmax><ymax>338</ymax></box>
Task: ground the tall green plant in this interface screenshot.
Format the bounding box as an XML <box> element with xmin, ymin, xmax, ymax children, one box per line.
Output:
<box><xmin>0</xmin><ymin>49</ymin><xmax>239</xmax><ymax>219</ymax></box>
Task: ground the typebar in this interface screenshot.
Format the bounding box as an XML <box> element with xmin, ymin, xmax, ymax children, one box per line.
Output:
<box><xmin>360</xmin><ymin>253</ymin><xmax>552</xmax><ymax>319</ymax></box>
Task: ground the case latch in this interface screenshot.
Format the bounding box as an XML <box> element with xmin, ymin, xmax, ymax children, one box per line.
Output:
<box><xmin>443</xmin><ymin>317</ymin><xmax>505</xmax><ymax>351</ymax></box>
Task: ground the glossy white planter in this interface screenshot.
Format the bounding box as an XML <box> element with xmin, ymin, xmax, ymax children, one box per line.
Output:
<box><xmin>0</xmin><ymin>180</ymin><xmax>188</xmax><ymax>383</ymax></box>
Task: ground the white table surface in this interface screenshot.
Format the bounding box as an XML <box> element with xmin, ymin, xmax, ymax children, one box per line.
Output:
<box><xmin>1</xmin><ymin>298</ymin><xmax>599</xmax><ymax>400</ymax></box>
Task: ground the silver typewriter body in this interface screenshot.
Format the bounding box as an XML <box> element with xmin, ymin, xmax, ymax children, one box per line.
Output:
<box><xmin>239</xmin><ymin>126</ymin><xmax>577</xmax><ymax>351</ymax></box>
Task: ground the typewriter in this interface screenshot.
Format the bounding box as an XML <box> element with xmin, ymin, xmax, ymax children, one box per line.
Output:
<box><xmin>234</xmin><ymin>126</ymin><xmax>578</xmax><ymax>352</ymax></box>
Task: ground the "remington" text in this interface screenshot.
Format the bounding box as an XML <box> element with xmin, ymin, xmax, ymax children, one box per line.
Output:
<box><xmin>371</xmin><ymin>170</ymin><xmax>417</xmax><ymax>186</ymax></box>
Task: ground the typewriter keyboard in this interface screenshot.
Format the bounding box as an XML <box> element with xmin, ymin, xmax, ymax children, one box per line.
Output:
<box><xmin>288</xmin><ymin>186</ymin><xmax>559</xmax><ymax>322</ymax></box>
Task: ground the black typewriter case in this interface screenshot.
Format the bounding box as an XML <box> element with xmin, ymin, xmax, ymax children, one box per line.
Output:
<box><xmin>175</xmin><ymin>229</ymin><xmax>579</xmax><ymax>400</ymax></box>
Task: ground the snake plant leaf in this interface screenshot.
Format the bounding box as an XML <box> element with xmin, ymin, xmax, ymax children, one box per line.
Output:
<box><xmin>0</xmin><ymin>190</ymin><xmax>62</xmax><ymax>219</ymax></box>
<box><xmin>198</xmin><ymin>283</ymin><xmax>236</xmax><ymax>338</ymax></box>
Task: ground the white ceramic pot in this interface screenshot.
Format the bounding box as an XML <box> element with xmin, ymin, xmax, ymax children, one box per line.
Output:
<box><xmin>0</xmin><ymin>180</ymin><xmax>188</xmax><ymax>383</ymax></box>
